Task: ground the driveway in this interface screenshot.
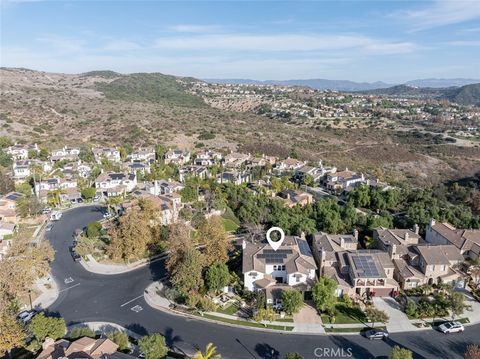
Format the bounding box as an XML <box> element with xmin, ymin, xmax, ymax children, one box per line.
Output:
<box><xmin>373</xmin><ymin>297</ymin><xmax>418</xmax><ymax>333</ymax></box>
<box><xmin>293</xmin><ymin>302</ymin><xmax>325</xmax><ymax>333</ymax></box>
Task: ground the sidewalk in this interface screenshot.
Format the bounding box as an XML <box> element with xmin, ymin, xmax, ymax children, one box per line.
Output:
<box><xmin>80</xmin><ymin>253</ymin><xmax>165</xmax><ymax>275</ymax></box>
<box><xmin>32</xmin><ymin>275</ymin><xmax>59</xmax><ymax>310</ymax></box>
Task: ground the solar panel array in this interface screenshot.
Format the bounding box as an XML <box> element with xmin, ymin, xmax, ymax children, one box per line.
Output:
<box><xmin>6</xmin><ymin>193</ymin><xmax>22</xmax><ymax>201</ymax></box>
<box><xmin>257</xmin><ymin>249</ymin><xmax>292</xmax><ymax>264</ymax></box>
<box><xmin>298</xmin><ymin>240</ymin><xmax>313</xmax><ymax>257</ymax></box>
<box><xmin>351</xmin><ymin>255</ymin><xmax>381</xmax><ymax>278</ymax></box>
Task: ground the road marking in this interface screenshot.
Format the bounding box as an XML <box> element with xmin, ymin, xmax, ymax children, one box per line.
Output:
<box><xmin>64</xmin><ymin>277</ymin><xmax>74</xmax><ymax>284</ymax></box>
<box><xmin>120</xmin><ymin>294</ymin><xmax>144</xmax><ymax>307</ymax></box>
<box><xmin>131</xmin><ymin>305</ymin><xmax>143</xmax><ymax>312</ymax></box>
<box><xmin>59</xmin><ymin>283</ymin><xmax>80</xmax><ymax>292</ymax></box>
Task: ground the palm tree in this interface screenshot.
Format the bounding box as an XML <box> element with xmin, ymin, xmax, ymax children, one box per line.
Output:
<box><xmin>193</xmin><ymin>343</ymin><xmax>221</xmax><ymax>359</ymax></box>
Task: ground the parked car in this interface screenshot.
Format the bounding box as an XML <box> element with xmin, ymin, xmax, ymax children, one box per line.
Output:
<box><xmin>45</xmin><ymin>224</ymin><xmax>54</xmax><ymax>231</ymax></box>
<box><xmin>93</xmin><ymin>195</ymin><xmax>100</xmax><ymax>202</ymax></box>
<box><xmin>364</xmin><ymin>328</ymin><xmax>389</xmax><ymax>340</ymax></box>
<box><xmin>42</xmin><ymin>208</ymin><xmax>52</xmax><ymax>214</ymax></box>
<box><xmin>71</xmin><ymin>250</ymin><xmax>81</xmax><ymax>262</ymax></box>
<box><xmin>438</xmin><ymin>321</ymin><xmax>465</xmax><ymax>334</ymax></box>
<box><xmin>69</xmin><ymin>245</ymin><xmax>75</xmax><ymax>253</ymax></box>
<box><xmin>17</xmin><ymin>310</ymin><xmax>37</xmax><ymax>324</ymax></box>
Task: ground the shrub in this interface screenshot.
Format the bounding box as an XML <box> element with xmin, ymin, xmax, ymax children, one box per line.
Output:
<box><xmin>107</xmin><ymin>331</ymin><xmax>130</xmax><ymax>351</ymax></box>
<box><xmin>69</xmin><ymin>327</ymin><xmax>96</xmax><ymax>339</ymax></box>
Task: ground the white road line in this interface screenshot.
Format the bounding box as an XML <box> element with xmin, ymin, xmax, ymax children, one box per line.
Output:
<box><xmin>120</xmin><ymin>294</ymin><xmax>144</xmax><ymax>307</ymax></box>
<box><xmin>59</xmin><ymin>283</ymin><xmax>80</xmax><ymax>292</ymax></box>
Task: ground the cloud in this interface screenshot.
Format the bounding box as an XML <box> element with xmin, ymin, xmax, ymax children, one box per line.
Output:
<box><xmin>401</xmin><ymin>0</ymin><xmax>480</xmax><ymax>31</ymax></box>
<box><xmin>446</xmin><ymin>40</ymin><xmax>480</xmax><ymax>46</ymax></box>
<box><xmin>103</xmin><ymin>40</ymin><xmax>141</xmax><ymax>51</ymax></box>
<box><xmin>36</xmin><ymin>34</ymin><xmax>84</xmax><ymax>52</ymax></box>
<box><xmin>168</xmin><ymin>24</ymin><xmax>221</xmax><ymax>33</ymax></box>
<box><xmin>155</xmin><ymin>33</ymin><xmax>418</xmax><ymax>54</ymax></box>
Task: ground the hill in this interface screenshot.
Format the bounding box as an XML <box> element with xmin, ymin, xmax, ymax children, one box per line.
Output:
<box><xmin>95</xmin><ymin>72</ymin><xmax>206</xmax><ymax>107</ymax></box>
<box><xmin>405</xmin><ymin>78</ymin><xmax>480</xmax><ymax>88</ymax></box>
<box><xmin>443</xmin><ymin>83</ymin><xmax>480</xmax><ymax>106</ymax></box>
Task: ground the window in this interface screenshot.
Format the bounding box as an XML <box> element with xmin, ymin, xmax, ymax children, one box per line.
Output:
<box><xmin>441</xmin><ymin>265</ymin><xmax>446</xmax><ymax>271</ymax></box>
<box><xmin>281</xmin><ymin>265</ymin><xmax>286</xmax><ymax>270</ymax></box>
<box><xmin>296</xmin><ymin>276</ymin><xmax>300</xmax><ymax>283</ymax></box>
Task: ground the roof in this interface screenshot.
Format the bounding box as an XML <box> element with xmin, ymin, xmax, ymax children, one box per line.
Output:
<box><xmin>38</xmin><ymin>337</ymin><xmax>122</xmax><ymax>359</ymax></box>
<box><xmin>374</xmin><ymin>227</ymin><xmax>420</xmax><ymax>247</ymax></box>
<box><xmin>3</xmin><ymin>192</ymin><xmax>23</xmax><ymax>202</ymax></box>
<box><xmin>347</xmin><ymin>250</ymin><xmax>393</xmax><ymax>279</ymax></box>
<box><xmin>415</xmin><ymin>245</ymin><xmax>464</xmax><ymax>265</ymax></box>
<box><xmin>313</xmin><ymin>232</ymin><xmax>358</xmax><ymax>260</ymax></box>
<box><xmin>242</xmin><ymin>236</ymin><xmax>317</xmax><ymax>275</ymax></box>
<box><xmin>430</xmin><ymin>222</ymin><xmax>480</xmax><ymax>251</ymax></box>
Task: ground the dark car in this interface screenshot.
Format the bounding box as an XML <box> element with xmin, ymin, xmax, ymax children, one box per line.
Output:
<box><xmin>364</xmin><ymin>329</ymin><xmax>389</xmax><ymax>340</ymax></box>
<box><xmin>71</xmin><ymin>250</ymin><xmax>81</xmax><ymax>262</ymax></box>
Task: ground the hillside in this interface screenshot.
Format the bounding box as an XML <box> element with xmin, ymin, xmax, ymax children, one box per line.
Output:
<box><xmin>1</xmin><ymin>67</ymin><xmax>479</xmax><ymax>186</ymax></box>
<box><xmin>363</xmin><ymin>83</ymin><xmax>480</xmax><ymax>106</ymax></box>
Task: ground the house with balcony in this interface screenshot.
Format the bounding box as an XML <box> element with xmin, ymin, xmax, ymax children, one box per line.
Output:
<box><xmin>50</xmin><ymin>146</ymin><xmax>80</xmax><ymax>162</ymax></box>
<box><xmin>128</xmin><ymin>147</ymin><xmax>156</xmax><ymax>163</ymax></box>
<box><xmin>92</xmin><ymin>147</ymin><xmax>121</xmax><ymax>164</ymax></box>
<box><xmin>95</xmin><ymin>172</ymin><xmax>137</xmax><ymax>197</ymax></box>
<box><xmin>242</xmin><ymin>235</ymin><xmax>317</xmax><ymax>305</ymax></box>
<box><xmin>216</xmin><ymin>171</ymin><xmax>251</xmax><ymax>185</ymax></box>
<box><xmin>145</xmin><ymin>179</ymin><xmax>184</xmax><ymax>196</ymax></box>
<box><xmin>12</xmin><ymin>160</ymin><xmax>31</xmax><ymax>180</ymax></box>
<box><xmin>164</xmin><ymin>149</ymin><xmax>191</xmax><ymax>166</ymax></box>
<box><xmin>7</xmin><ymin>143</ymin><xmax>39</xmax><ymax>160</ymax></box>
<box><xmin>179</xmin><ymin>165</ymin><xmax>209</xmax><ymax>182</ymax></box>
<box><xmin>275</xmin><ymin>157</ymin><xmax>307</xmax><ymax>173</ymax></box>
<box><xmin>325</xmin><ymin>169</ymin><xmax>366</xmax><ymax>192</ymax></box>
<box><xmin>194</xmin><ymin>149</ymin><xmax>223</xmax><ymax>166</ymax></box>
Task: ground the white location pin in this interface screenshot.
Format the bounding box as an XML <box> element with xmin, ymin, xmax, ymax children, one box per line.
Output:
<box><xmin>266</xmin><ymin>227</ymin><xmax>285</xmax><ymax>251</ymax></box>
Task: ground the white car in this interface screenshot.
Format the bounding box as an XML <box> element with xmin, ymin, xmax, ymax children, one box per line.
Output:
<box><xmin>17</xmin><ymin>310</ymin><xmax>37</xmax><ymax>324</ymax></box>
<box><xmin>438</xmin><ymin>321</ymin><xmax>465</xmax><ymax>334</ymax></box>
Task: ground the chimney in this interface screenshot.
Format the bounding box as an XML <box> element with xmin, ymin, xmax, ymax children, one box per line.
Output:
<box><xmin>404</xmin><ymin>232</ymin><xmax>409</xmax><ymax>242</ymax></box>
<box><xmin>413</xmin><ymin>224</ymin><xmax>419</xmax><ymax>235</ymax></box>
<box><xmin>300</xmin><ymin>232</ymin><xmax>306</xmax><ymax>240</ymax></box>
<box><xmin>340</xmin><ymin>236</ymin><xmax>345</xmax><ymax>248</ymax></box>
<box><xmin>429</xmin><ymin>218</ymin><xmax>436</xmax><ymax>227</ymax></box>
<box><xmin>42</xmin><ymin>337</ymin><xmax>55</xmax><ymax>350</ymax></box>
<box><xmin>242</xmin><ymin>240</ymin><xmax>247</xmax><ymax>250</ymax></box>
<box><xmin>353</xmin><ymin>229</ymin><xmax>359</xmax><ymax>240</ymax></box>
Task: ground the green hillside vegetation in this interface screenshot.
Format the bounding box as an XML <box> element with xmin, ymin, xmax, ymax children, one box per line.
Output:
<box><xmin>81</xmin><ymin>70</ymin><xmax>121</xmax><ymax>78</ymax></box>
<box><xmin>443</xmin><ymin>83</ymin><xmax>480</xmax><ymax>106</ymax></box>
<box><xmin>95</xmin><ymin>73</ymin><xmax>206</xmax><ymax>107</ymax></box>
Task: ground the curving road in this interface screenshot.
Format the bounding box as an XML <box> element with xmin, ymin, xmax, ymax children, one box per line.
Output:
<box><xmin>46</xmin><ymin>206</ymin><xmax>478</xmax><ymax>359</ymax></box>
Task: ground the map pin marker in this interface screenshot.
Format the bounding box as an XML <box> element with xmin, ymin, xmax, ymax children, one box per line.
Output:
<box><xmin>266</xmin><ymin>227</ymin><xmax>285</xmax><ymax>251</ymax></box>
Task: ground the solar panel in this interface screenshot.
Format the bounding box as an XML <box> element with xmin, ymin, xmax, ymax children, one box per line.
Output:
<box><xmin>298</xmin><ymin>240</ymin><xmax>313</xmax><ymax>257</ymax></box>
<box><xmin>352</xmin><ymin>255</ymin><xmax>381</xmax><ymax>278</ymax></box>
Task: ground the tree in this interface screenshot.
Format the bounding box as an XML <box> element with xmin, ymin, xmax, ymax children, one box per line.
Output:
<box><xmin>405</xmin><ymin>300</ymin><xmax>417</xmax><ymax>317</ymax></box>
<box><xmin>107</xmin><ymin>331</ymin><xmax>129</xmax><ymax>351</ymax></box>
<box><xmin>281</xmin><ymin>289</ymin><xmax>303</xmax><ymax>315</ymax></box>
<box><xmin>29</xmin><ymin>313</ymin><xmax>66</xmax><ymax>341</ymax></box>
<box><xmin>166</xmin><ymin>222</ymin><xmax>193</xmax><ymax>273</ymax></box>
<box><xmin>198</xmin><ymin>216</ymin><xmax>232</xmax><ymax>266</ymax></box>
<box><xmin>75</xmin><ymin>235</ymin><xmax>99</xmax><ymax>257</ymax></box>
<box><xmin>193</xmin><ymin>343</ymin><xmax>221</xmax><ymax>359</ymax></box>
<box><xmin>254</xmin><ymin>307</ymin><xmax>277</xmax><ymax>326</ymax></box>
<box><xmin>138</xmin><ymin>333</ymin><xmax>168</xmax><ymax>359</ymax></box>
<box><xmin>16</xmin><ymin>195</ymin><xmax>42</xmax><ymax>218</ymax></box>
<box><xmin>450</xmin><ymin>291</ymin><xmax>467</xmax><ymax>319</ymax></box>
<box><xmin>388</xmin><ymin>346</ymin><xmax>413</xmax><ymax>359</ymax></box>
<box><xmin>69</xmin><ymin>327</ymin><xmax>96</xmax><ymax>339</ymax></box>
<box><xmin>205</xmin><ymin>262</ymin><xmax>230</xmax><ymax>293</ymax></box>
<box><xmin>0</xmin><ymin>169</ymin><xmax>15</xmax><ymax>195</ymax></box>
<box><xmin>285</xmin><ymin>354</ymin><xmax>304</xmax><ymax>359</ymax></box>
<box><xmin>86</xmin><ymin>221</ymin><xmax>102</xmax><ymax>238</ymax></box>
<box><xmin>170</xmin><ymin>248</ymin><xmax>205</xmax><ymax>295</ymax></box>
<box><xmin>365</xmin><ymin>307</ymin><xmax>389</xmax><ymax>327</ymax></box>
<box><xmin>81</xmin><ymin>187</ymin><xmax>97</xmax><ymax>200</ymax></box>
<box><xmin>0</xmin><ymin>310</ymin><xmax>26</xmax><ymax>357</ymax></box>
<box><xmin>465</xmin><ymin>344</ymin><xmax>480</xmax><ymax>359</ymax></box>
<box><xmin>312</xmin><ymin>277</ymin><xmax>337</xmax><ymax>313</ymax></box>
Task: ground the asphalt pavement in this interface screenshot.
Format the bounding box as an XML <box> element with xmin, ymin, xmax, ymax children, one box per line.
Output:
<box><xmin>45</xmin><ymin>206</ymin><xmax>479</xmax><ymax>359</ymax></box>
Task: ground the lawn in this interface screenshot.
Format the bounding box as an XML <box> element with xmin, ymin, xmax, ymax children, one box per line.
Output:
<box><xmin>201</xmin><ymin>313</ymin><xmax>293</xmax><ymax>331</ymax></box>
<box><xmin>216</xmin><ymin>303</ymin><xmax>239</xmax><ymax>315</ymax></box>
<box><xmin>321</xmin><ymin>304</ymin><xmax>367</xmax><ymax>324</ymax></box>
<box><xmin>221</xmin><ymin>218</ymin><xmax>239</xmax><ymax>232</ymax></box>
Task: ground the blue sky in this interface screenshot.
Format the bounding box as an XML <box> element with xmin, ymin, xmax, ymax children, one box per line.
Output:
<box><xmin>1</xmin><ymin>0</ymin><xmax>479</xmax><ymax>82</ymax></box>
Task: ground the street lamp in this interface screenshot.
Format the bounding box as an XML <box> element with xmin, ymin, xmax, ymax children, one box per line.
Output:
<box><xmin>28</xmin><ymin>289</ymin><xmax>33</xmax><ymax>310</ymax></box>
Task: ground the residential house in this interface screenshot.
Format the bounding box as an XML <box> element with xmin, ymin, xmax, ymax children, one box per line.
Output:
<box><xmin>164</xmin><ymin>149</ymin><xmax>191</xmax><ymax>165</ymax></box>
<box><xmin>242</xmin><ymin>235</ymin><xmax>318</xmax><ymax>305</ymax></box>
<box><xmin>127</xmin><ymin>191</ymin><xmax>182</xmax><ymax>225</ymax></box>
<box><xmin>393</xmin><ymin>244</ymin><xmax>465</xmax><ymax>289</ymax></box>
<box><xmin>7</xmin><ymin>143</ymin><xmax>39</xmax><ymax>160</ymax></box>
<box><xmin>216</xmin><ymin>171</ymin><xmax>251</xmax><ymax>185</ymax></box>
<box><xmin>12</xmin><ymin>160</ymin><xmax>31</xmax><ymax>180</ymax></box>
<box><xmin>92</xmin><ymin>147</ymin><xmax>121</xmax><ymax>164</ymax></box>
<box><xmin>194</xmin><ymin>149</ymin><xmax>223</xmax><ymax>166</ymax></box>
<box><xmin>34</xmin><ymin>178</ymin><xmax>78</xmax><ymax>193</ymax></box>
<box><xmin>37</xmin><ymin>336</ymin><xmax>136</xmax><ymax>359</ymax></box>
<box><xmin>129</xmin><ymin>147</ymin><xmax>156</xmax><ymax>163</ymax></box>
<box><xmin>275</xmin><ymin>157</ymin><xmax>307</xmax><ymax>172</ymax></box>
<box><xmin>325</xmin><ymin>169</ymin><xmax>365</xmax><ymax>192</ymax></box>
<box><xmin>277</xmin><ymin>189</ymin><xmax>313</xmax><ymax>208</ymax></box>
<box><xmin>0</xmin><ymin>192</ymin><xmax>22</xmax><ymax>224</ymax></box>
<box><xmin>373</xmin><ymin>225</ymin><xmax>421</xmax><ymax>260</ymax></box>
<box><xmin>50</xmin><ymin>146</ymin><xmax>80</xmax><ymax>162</ymax></box>
<box><xmin>145</xmin><ymin>179</ymin><xmax>184</xmax><ymax>196</ymax></box>
<box><xmin>179</xmin><ymin>165</ymin><xmax>209</xmax><ymax>182</ymax></box>
<box><xmin>224</xmin><ymin>152</ymin><xmax>251</xmax><ymax>168</ymax></box>
<box><xmin>127</xmin><ymin>160</ymin><xmax>151</xmax><ymax>176</ymax></box>
<box><xmin>425</xmin><ymin>219</ymin><xmax>480</xmax><ymax>260</ymax></box>
<box><xmin>0</xmin><ymin>221</ymin><xmax>16</xmax><ymax>240</ymax></box>
<box><xmin>95</xmin><ymin>172</ymin><xmax>137</xmax><ymax>197</ymax></box>
<box><xmin>313</xmin><ymin>231</ymin><xmax>359</xmax><ymax>276</ymax></box>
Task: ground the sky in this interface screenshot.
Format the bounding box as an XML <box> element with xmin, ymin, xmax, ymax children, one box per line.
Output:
<box><xmin>1</xmin><ymin>0</ymin><xmax>479</xmax><ymax>82</ymax></box>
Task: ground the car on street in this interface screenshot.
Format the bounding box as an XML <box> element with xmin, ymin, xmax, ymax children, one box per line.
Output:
<box><xmin>42</xmin><ymin>208</ymin><xmax>52</xmax><ymax>214</ymax></box>
<box><xmin>17</xmin><ymin>310</ymin><xmax>37</xmax><ymax>324</ymax></box>
<box><xmin>364</xmin><ymin>328</ymin><xmax>389</xmax><ymax>340</ymax></box>
<box><xmin>70</xmin><ymin>250</ymin><xmax>81</xmax><ymax>262</ymax></box>
<box><xmin>438</xmin><ymin>321</ymin><xmax>465</xmax><ymax>334</ymax></box>
<box><xmin>45</xmin><ymin>224</ymin><xmax>54</xmax><ymax>231</ymax></box>
<box><xmin>93</xmin><ymin>195</ymin><xmax>100</xmax><ymax>202</ymax></box>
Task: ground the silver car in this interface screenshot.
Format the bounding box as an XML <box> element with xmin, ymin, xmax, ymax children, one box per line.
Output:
<box><xmin>364</xmin><ymin>329</ymin><xmax>389</xmax><ymax>340</ymax></box>
<box><xmin>438</xmin><ymin>321</ymin><xmax>465</xmax><ymax>334</ymax></box>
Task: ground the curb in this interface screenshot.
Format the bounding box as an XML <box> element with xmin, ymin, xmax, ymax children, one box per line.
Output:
<box><xmin>79</xmin><ymin>253</ymin><xmax>167</xmax><ymax>275</ymax></box>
